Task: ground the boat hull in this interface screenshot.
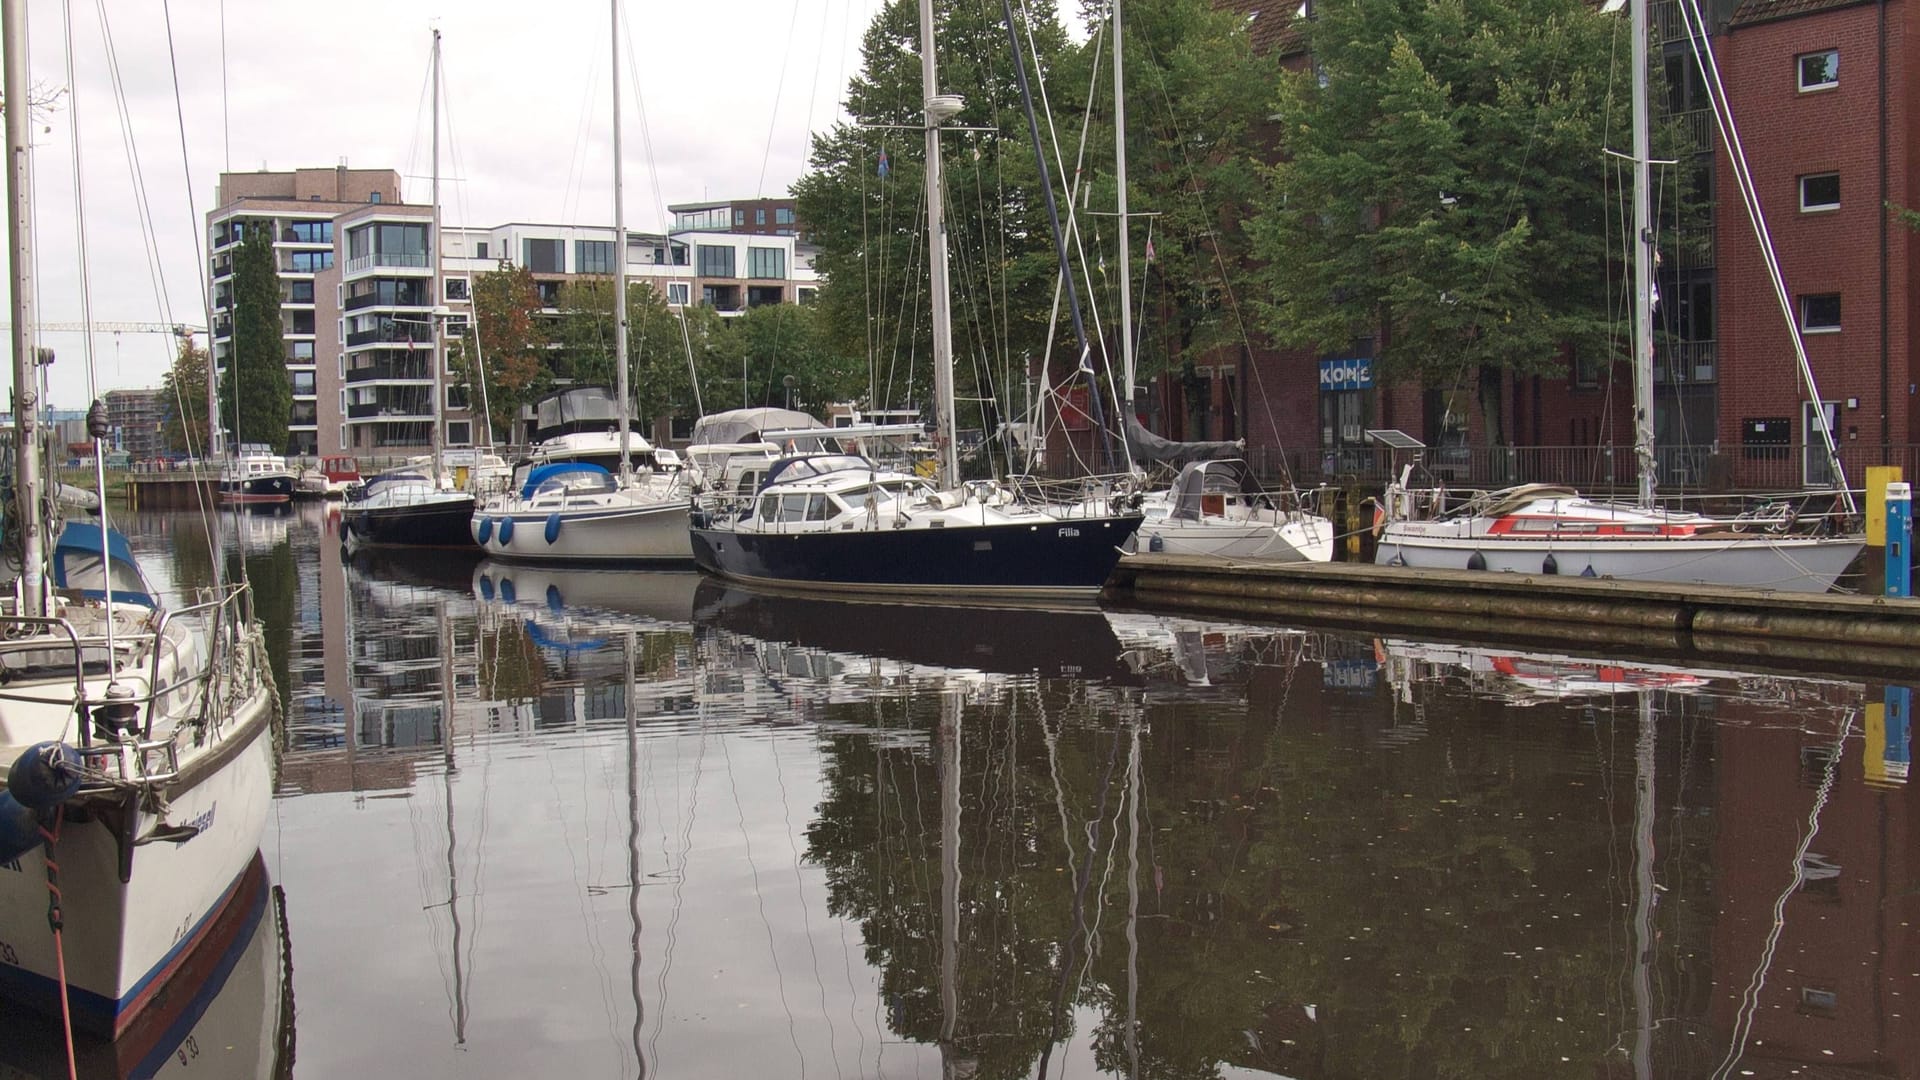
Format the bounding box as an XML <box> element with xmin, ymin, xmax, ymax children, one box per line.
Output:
<box><xmin>345</xmin><ymin>494</ymin><xmax>477</xmax><ymax>549</ymax></box>
<box><xmin>1128</xmin><ymin>515</ymin><xmax>1336</xmax><ymax>563</ymax></box>
<box><xmin>1377</xmin><ymin>526</ymin><xmax>1865</xmax><ymax>593</ymax></box>
<box><xmin>216</xmin><ymin>475</ymin><xmax>293</xmax><ymax>504</ymax></box>
<box><xmin>472</xmin><ymin>499</ymin><xmax>693</xmax><ymax>564</ymax></box>
<box><xmin>0</xmin><ymin>694</ymin><xmax>275</xmax><ymax>1037</ymax></box>
<box><xmin>690</xmin><ymin>513</ymin><xmax>1143</xmax><ymax>598</ymax></box>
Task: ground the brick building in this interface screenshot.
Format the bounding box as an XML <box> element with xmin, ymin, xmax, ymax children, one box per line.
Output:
<box><xmin>1187</xmin><ymin>0</ymin><xmax>1918</xmax><ymax>493</ymax></box>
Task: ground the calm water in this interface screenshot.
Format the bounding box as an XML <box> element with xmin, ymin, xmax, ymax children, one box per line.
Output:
<box><xmin>5</xmin><ymin>500</ymin><xmax>1916</xmax><ymax>1079</ymax></box>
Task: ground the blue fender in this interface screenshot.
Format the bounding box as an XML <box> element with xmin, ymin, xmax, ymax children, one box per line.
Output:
<box><xmin>545</xmin><ymin>513</ymin><xmax>563</xmax><ymax>545</ymax></box>
<box><xmin>8</xmin><ymin>742</ymin><xmax>82</xmax><ymax>809</ymax></box>
<box><xmin>498</xmin><ymin>516</ymin><xmax>516</xmax><ymax>546</ymax></box>
<box><xmin>499</xmin><ymin>577</ymin><xmax>517</xmax><ymax>604</ymax></box>
<box><xmin>477</xmin><ymin>574</ymin><xmax>495</xmax><ymax>602</ymax></box>
<box><xmin>475</xmin><ymin>516</ymin><xmax>493</xmax><ymax>545</ymax></box>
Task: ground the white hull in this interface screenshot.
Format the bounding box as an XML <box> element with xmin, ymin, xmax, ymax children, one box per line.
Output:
<box><xmin>473</xmin><ymin>498</ymin><xmax>692</xmax><ymax>563</ymax></box>
<box><xmin>1129</xmin><ymin>514</ymin><xmax>1336</xmax><ymax>563</ymax></box>
<box><xmin>0</xmin><ymin>694</ymin><xmax>274</xmax><ymax>1036</ymax></box>
<box><xmin>1377</xmin><ymin>524</ymin><xmax>1864</xmax><ymax>593</ymax></box>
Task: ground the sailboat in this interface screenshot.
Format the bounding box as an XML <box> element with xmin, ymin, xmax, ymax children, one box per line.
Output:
<box><xmin>1374</xmin><ymin>0</ymin><xmax>1864</xmax><ymax>591</ymax></box>
<box><xmin>0</xmin><ymin>2</ymin><xmax>278</xmax><ymax>1036</ymax></box>
<box><xmin>688</xmin><ymin>0</ymin><xmax>1144</xmax><ymax>598</ymax></box>
<box><xmin>341</xmin><ymin>30</ymin><xmax>477</xmax><ymax>550</ymax></box>
<box><xmin>468</xmin><ymin>16</ymin><xmax>692</xmax><ymax>566</ymax></box>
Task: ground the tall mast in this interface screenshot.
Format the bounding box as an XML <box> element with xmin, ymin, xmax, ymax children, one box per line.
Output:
<box><xmin>4</xmin><ymin>0</ymin><xmax>45</xmax><ymax>614</ymax></box>
<box><xmin>612</xmin><ymin>0</ymin><xmax>632</xmax><ymax>482</ymax></box>
<box><xmin>1631</xmin><ymin>0</ymin><xmax>1656</xmax><ymax>508</ymax></box>
<box><xmin>1112</xmin><ymin>0</ymin><xmax>1135</xmax><ymax>414</ymax></box>
<box><xmin>919</xmin><ymin>0</ymin><xmax>960</xmax><ymax>490</ymax></box>
<box><xmin>430</xmin><ymin>29</ymin><xmax>447</xmax><ymax>482</ymax></box>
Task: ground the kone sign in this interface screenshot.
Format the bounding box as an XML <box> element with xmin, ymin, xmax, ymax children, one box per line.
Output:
<box><xmin>1319</xmin><ymin>358</ymin><xmax>1373</xmax><ymax>392</ymax></box>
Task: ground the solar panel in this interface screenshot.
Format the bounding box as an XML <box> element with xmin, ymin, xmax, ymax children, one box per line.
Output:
<box><xmin>1365</xmin><ymin>429</ymin><xmax>1426</xmax><ymax>450</ymax></box>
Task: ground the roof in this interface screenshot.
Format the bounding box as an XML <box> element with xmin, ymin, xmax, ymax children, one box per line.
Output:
<box><xmin>1213</xmin><ymin>0</ymin><xmax>1310</xmax><ymax>57</ymax></box>
<box><xmin>1729</xmin><ymin>0</ymin><xmax>1874</xmax><ymax>25</ymax></box>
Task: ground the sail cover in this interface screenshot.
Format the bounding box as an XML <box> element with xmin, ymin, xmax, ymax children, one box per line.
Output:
<box><xmin>1123</xmin><ymin>415</ymin><xmax>1242</xmax><ymax>465</ymax></box>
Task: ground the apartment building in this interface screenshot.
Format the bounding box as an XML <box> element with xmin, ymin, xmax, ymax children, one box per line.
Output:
<box><xmin>207</xmin><ymin>166</ymin><xmax>402</xmax><ymax>456</ymax></box>
<box><xmin>668</xmin><ymin>197</ymin><xmax>803</xmax><ymax>239</ymax></box>
<box><xmin>103</xmin><ymin>388</ymin><xmax>166</xmax><ymax>460</ymax></box>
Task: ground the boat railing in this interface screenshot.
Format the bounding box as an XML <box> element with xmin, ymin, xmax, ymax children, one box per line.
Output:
<box><xmin>1382</xmin><ymin>479</ymin><xmax>1862</xmax><ymax>530</ymax></box>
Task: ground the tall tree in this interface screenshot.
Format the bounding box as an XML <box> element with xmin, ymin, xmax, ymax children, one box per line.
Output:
<box><xmin>1249</xmin><ymin>0</ymin><xmax>1644</xmax><ymax>445</ymax></box>
<box><xmin>160</xmin><ymin>335</ymin><xmax>211</xmax><ymax>454</ymax></box>
<box><xmin>709</xmin><ymin>303</ymin><xmax>864</xmax><ymax>416</ymax></box>
<box><xmin>453</xmin><ymin>261</ymin><xmax>549</xmax><ymax>443</ymax></box>
<box><xmin>793</xmin><ymin>0</ymin><xmax>1074</xmax><ymax>435</ymax></box>
<box><xmin>222</xmin><ymin>222</ymin><xmax>292</xmax><ymax>450</ymax></box>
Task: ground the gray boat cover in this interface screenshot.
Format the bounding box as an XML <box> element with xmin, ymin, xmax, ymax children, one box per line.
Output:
<box><xmin>689</xmin><ymin>408</ymin><xmax>825</xmax><ymax>446</ymax></box>
<box><xmin>1124</xmin><ymin>415</ymin><xmax>1243</xmax><ymax>465</ymax></box>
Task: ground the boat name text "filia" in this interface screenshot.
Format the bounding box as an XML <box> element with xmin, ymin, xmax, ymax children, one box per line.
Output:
<box><xmin>1059</xmin><ymin>527</ymin><xmax>1081</xmax><ymax>538</ymax></box>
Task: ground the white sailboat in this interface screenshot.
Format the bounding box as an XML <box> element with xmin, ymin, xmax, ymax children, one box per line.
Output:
<box><xmin>0</xmin><ymin>0</ymin><xmax>277</xmax><ymax>1036</ymax></box>
<box><xmin>1375</xmin><ymin>0</ymin><xmax>1864</xmax><ymax>592</ymax></box>
<box><xmin>469</xmin><ymin>7</ymin><xmax>692</xmax><ymax>565</ymax></box>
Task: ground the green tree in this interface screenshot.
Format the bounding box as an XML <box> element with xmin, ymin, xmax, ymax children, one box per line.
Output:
<box><xmin>222</xmin><ymin>223</ymin><xmax>292</xmax><ymax>450</ymax></box>
<box><xmin>1250</xmin><ymin>0</ymin><xmax>1642</xmax><ymax>445</ymax></box>
<box><xmin>709</xmin><ymin>303</ymin><xmax>864</xmax><ymax>415</ymax></box>
<box><xmin>793</xmin><ymin>0</ymin><xmax>1075</xmax><ymax>437</ymax></box>
<box><xmin>160</xmin><ymin>335</ymin><xmax>212</xmax><ymax>455</ymax></box>
<box><xmin>454</xmin><ymin>261</ymin><xmax>549</xmax><ymax>443</ymax></box>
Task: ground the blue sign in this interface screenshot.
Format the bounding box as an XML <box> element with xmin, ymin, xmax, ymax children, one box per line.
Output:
<box><xmin>1319</xmin><ymin>358</ymin><xmax>1374</xmax><ymax>391</ymax></box>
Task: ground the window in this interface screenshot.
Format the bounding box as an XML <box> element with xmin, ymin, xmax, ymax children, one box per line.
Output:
<box><xmin>290</xmin><ymin>341</ymin><xmax>317</xmax><ymax>362</ymax></box>
<box><xmin>667</xmin><ymin>282</ymin><xmax>690</xmax><ymax>305</ymax></box>
<box><xmin>734</xmin><ymin>210</ymin><xmax>746</xmax><ymax>225</ymax></box>
<box><xmin>288</xmin><ymin>280</ymin><xmax>315</xmax><ymax>304</ymax></box>
<box><xmin>796</xmin><ymin>287</ymin><xmax>817</xmax><ymax>305</ymax></box>
<box><xmin>292</xmin><ymin>371</ymin><xmax>316</xmax><ymax>395</ymax></box>
<box><xmin>288</xmin><ymin>220</ymin><xmax>332</xmax><ymax>244</ymax></box>
<box><xmin>370</xmin><ymin>192</ymin><xmax>382</xmax><ymax>203</ymax></box>
<box><xmin>1800</xmin><ymin>173</ymin><xmax>1840</xmax><ymax>212</ymax></box>
<box><xmin>289</xmin><ymin>311</ymin><xmax>316</xmax><ymax>334</ymax></box>
<box><xmin>1801</xmin><ymin>293</ymin><xmax>1841</xmax><ymax>332</ymax></box>
<box><xmin>290</xmin><ymin>251</ymin><xmax>333</xmax><ymax>272</ymax></box>
<box><xmin>446</xmin><ymin>385</ymin><xmax>470</xmax><ymax>409</ymax></box>
<box><xmin>755</xmin><ymin>208</ymin><xmax>766</xmax><ymax>225</ymax></box>
<box><xmin>747</xmin><ymin>246</ymin><xmax>785</xmax><ymax>279</ymax></box>
<box><xmin>445</xmin><ymin>278</ymin><xmax>469</xmax><ymax>301</ymax></box>
<box><xmin>670</xmin><ymin>243</ymin><xmax>690</xmax><ymax>266</ymax></box>
<box><xmin>523</xmin><ymin>237</ymin><xmax>564</xmax><ymax>274</ymax></box>
<box><xmin>447</xmin><ymin>421</ymin><xmax>471</xmax><ymax>446</ymax></box>
<box><xmin>697</xmin><ymin>244</ymin><xmax>736</xmax><ymax>278</ymax></box>
<box><xmin>1799</xmin><ymin>50</ymin><xmax>1838</xmax><ymax>91</ymax></box>
<box><xmin>576</xmin><ymin>239</ymin><xmax>614</xmax><ymax>274</ymax></box>
<box><xmin>775</xmin><ymin>207</ymin><xmax>795</xmax><ymax>225</ymax></box>
<box><xmin>476</xmin><ymin>241</ymin><xmax>489</xmax><ymax>260</ymax></box>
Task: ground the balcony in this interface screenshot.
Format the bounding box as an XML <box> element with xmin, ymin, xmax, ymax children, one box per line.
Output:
<box><xmin>343</xmin><ymin>289</ymin><xmax>432</xmax><ymax>312</ymax></box>
<box><xmin>211</xmin><ymin>257</ymin><xmax>233</xmax><ymax>279</ymax></box>
<box><xmin>346</xmin><ymin>253</ymin><xmax>432</xmax><ymax>274</ymax></box>
<box><xmin>1674</xmin><ymin>109</ymin><xmax>1713</xmax><ymax>154</ymax></box>
<box><xmin>346</xmin><ymin>325</ymin><xmax>432</xmax><ymax>348</ymax></box>
<box><xmin>347</xmin><ymin>402</ymin><xmax>432</xmax><ymax>421</ymax></box>
<box><xmin>1654</xmin><ymin>340</ymin><xmax>1717</xmax><ymax>385</ymax></box>
<box><xmin>345</xmin><ymin>358</ymin><xmax>435</xmax><ymax>384</ymax></box>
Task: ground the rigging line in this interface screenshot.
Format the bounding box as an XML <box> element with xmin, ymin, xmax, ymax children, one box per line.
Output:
<box><xmin>770</xmin><ymin>731</ymin><xmax>846</xmax><ymax>1080</ymax></box>
<box><xmin>90</xmin><ymin>0</ymin><xmax>177</xmax><ymax>325</ymax></box>
<box><xmin>435</xmin><ymin>54</ymin><xmax>498</xmax><ymax>447</ymax></box>
<box><xmin>722</xmin><ymin>731</ymin><xmax>809</xmax><ymax>1080</ymax></box>
<box><xmin>620</xmin><ymin>10</ymin><xmax>703</xmax><ymax>418</ymax></box>
<box><xmin>1708</xmin><ymin>710</ymin><xmax>1852</xmax><ymax>1080</ymax></box>
<box><xmin>753</xmin><ymin>0</ymin><xmax>806</xmax><ymax>199</ymax></box>
<box><xmin>217</xmin><ymin>0</ymin><xmax>228</xmax><ymax>171</ymax></box>
<box><xmin>158</xmin><ymin>0</ymin><xmax>234</xmax><ymax>582</ymax></box>
<box><xmin>1036</xmin><ymin>722</ymin><xmax>1124</xmax><ymax>1080</ymax></box>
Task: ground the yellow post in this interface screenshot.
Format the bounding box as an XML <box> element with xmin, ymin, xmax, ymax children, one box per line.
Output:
<box><xmin>1866</xmin><ymin>465</ymin><xmax>1903</xmax><ymax>546</ymax></box>
<box><xmin>1866</xmin><ymin>702</ymin><xmax>1888</xmax><ymax>786</ymax></box>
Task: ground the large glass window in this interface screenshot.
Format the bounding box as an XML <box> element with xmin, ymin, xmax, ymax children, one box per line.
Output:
<box><xmin>775</xmin><ymin>207</ymin><xmax>795</xmax><ymax>225</ymax></box>
<box><xmin>288</xmin><ymin>220</ymin><xmax>333</xmax><ymax>244</ymax></box>
<box><xmin>290</xmin><ymin>341</ymin><xmax>316</xmax><ymax>362</ymax></box>
<box><xmin>667</xmin><ymin>283</ymin><xmax>690</xmax><ymax>305</ymax></box>
<box><xmin>290</xmin><ymin>251</ymin><xmax>333</xmax><ymax>272</ymax></box>
<box><xmin>523</xmin><ymin>237</ymin><xmax>564</xmax><ymax>274</ymax></box>
<box><xmin>445</xmin><ymin>278</ymin><xmax>469</xmax><ymax>301</ymax></box>
<box><xmin>697</xmin><ymin>245</ymin><xmax>735</xmax><ymax>278</ymax></box>
<box><xmin>292</xmin><ymin>371</ymin><xmax>317</xmax><ymax>395</ymax></box>
<box><xmin>576</xmin><ymin>239</ymin><xmax>614</xmax><ymax>274</ymax></box>
<box><xmin>288</xmin><ymin>280</ymin><xmax>315</xmax><ymax>304</ymax></box>
<box><xmin>747</xmin><ymin>247</ymin><xmax>785</xmax><ymax>279</ymax></box>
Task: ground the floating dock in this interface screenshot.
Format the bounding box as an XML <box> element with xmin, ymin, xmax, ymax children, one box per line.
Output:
<box><xmin>1107</xmin><ymin>554</ymin><xmax>1920</xmax><ymax>678</ymax></box>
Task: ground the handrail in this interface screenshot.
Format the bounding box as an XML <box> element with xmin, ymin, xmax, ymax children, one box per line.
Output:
<box><xmin>0</xmin><ymin>615</ymin><xmax>94</xmax><ymax>747</ymax></box>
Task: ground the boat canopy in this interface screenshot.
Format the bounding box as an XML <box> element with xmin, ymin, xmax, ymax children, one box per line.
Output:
<box><xmin>520</xmin><ymin>461</ymin><xmax>614</xmax><ymax>498</ymax></box>
<box><xmin>1170</xmin><ymin>459</ymin><xmax>1257</xmax><ymax>522</ymax></box>
<box><xmin>359</xmin><ymin>471</ymin><xmax>432</xmax><ymax>497</ymax></box>
<box><xmin>758</xmin><ymin>454</ymin><xmax>872</xmax><ymax>491</ymax></box>
<box><xmin>689</xmin><ymin>408</ymin><xmax>824</xmax><ymax>447</ymax></box>
<box><xmin>532</xmin><ymin>386</ymin><xmax>626</xmax><ymax>440</ymax></box>
<box><xmin>1124</xmin><ymin>415</ymin><xmax>1242</xmax><ymax>466</ymax></box>
<box><xmin>52</xmin><ymin>522</ymin><xmax>159</xmax><ymax>608</ymax></box>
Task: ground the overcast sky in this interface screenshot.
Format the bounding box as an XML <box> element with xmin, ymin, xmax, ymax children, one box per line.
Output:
<box><xmin>4</xmin><ymin>0</ymin><xmax>884</xmax><ymax>407</ymax></box>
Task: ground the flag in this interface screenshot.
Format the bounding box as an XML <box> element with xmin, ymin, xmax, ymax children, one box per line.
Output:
<box><xmin>1144</xmin><ymin>237</ymin><xmax>1156</xmax><ymax>263</ymax></box>
<box><xmin>877</xmin><ymin>149</ymin><xmax>890</xmax><ymax>179</ymax></box>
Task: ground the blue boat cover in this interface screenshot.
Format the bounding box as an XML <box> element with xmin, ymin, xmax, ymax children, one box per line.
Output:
<box><xmin>520</xmin><ymin>462</ymin><xmax>612</xmax><ymax>499</ymax></box>
<box><xmin>52</xmin><ymin>522</ymin><xmax>159</xmax><ymax>608</ymax></box>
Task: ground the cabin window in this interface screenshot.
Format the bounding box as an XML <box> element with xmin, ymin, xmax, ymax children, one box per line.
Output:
<box><xmin>778</xmin><ymin>494</ymin><xmax>811</xmax><ymax>522</ymax></box>
<box><xmin>758</xmin><ymin>494</ymin><xmax>780</xmax><ymax>522</ymax></box>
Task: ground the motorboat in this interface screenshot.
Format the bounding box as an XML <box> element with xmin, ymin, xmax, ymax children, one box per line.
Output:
<box><xmin>295</xmin><ymin>455</ymin><xmax>360</xmax><ymax>498</ymax></box>
<box><xmin>215</xmin><ymin>447</ymin><xmax>293</xmax><ymax>504</ymax></box>
<box><xmin>1126</xmin><ymin>458</ymin><xmax>1335</xmax><ymax>563</ymax></box>
<box><xmin>342</xmin><ymin>468</ymin><xmax>476</xmax><ymax>549</ymax></box>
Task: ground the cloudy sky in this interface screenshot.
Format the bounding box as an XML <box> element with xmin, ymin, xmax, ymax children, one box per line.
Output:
<box><xmin>4</xmin><ymin>0</ymin><xmax>886</xmax><ymax>407</ymax></box>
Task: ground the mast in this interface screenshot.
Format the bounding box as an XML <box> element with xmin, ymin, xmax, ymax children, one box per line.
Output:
<box><xmin>430</xmin><ymin>29</ymin><xmax>447</xmax><ymax>484</ymax></box>
<box><xmin>918</xmin><ymin>0</ymin><xmax>960</xmax><ymax>490</ymax></box>
<box><xmin>4</xmin><ymin>0</ymin><xmax>45</xmax><ymax>614</ymax></box>
<box><xmin>612</xmin><ymin>0</ymin><xmax>632</xmax><ymax>483</ymax></box>
<box><xmin>1112</xmin><ymin>0</ymin><xmax>1135</xmax><ymax>413</ymax></box>
<box><xmin>1631</xmin><ymin>0</ymin><xmax>1656</xmax><ymax>508</ymax></box>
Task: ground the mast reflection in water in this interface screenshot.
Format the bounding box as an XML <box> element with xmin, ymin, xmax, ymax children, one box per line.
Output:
<box><xmin>76</xmin><ymin>503</ymin><xmax>1917</xmax><ymax>1078</ymax></box>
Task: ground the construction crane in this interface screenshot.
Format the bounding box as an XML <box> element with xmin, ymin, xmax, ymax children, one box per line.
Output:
<box><xmin>1</xmin><ymin>321</ymin><xmax>205</xmax><ymax>338</ymax></box>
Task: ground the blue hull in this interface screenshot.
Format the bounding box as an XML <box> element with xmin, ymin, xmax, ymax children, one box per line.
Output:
<box><xmin>689</xmin><ymin>513</ymin><xmax>1143</xmax><ymax>598</ymax></box>
<box><xmin>344</xmin><ymin>496</ymin><xmax>477</xmax><ymax>549</ymax></box>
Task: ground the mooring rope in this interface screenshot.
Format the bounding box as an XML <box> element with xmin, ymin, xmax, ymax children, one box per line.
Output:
<box><xmin>38</xmin><ymin>805</ymin><xmax>78</xmax><ymax>1080</ymax></box>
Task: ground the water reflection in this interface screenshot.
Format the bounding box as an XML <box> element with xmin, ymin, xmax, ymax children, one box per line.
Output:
<box><xmin>60</xmin><ymin>507</ymin><xmax>1920</xmax><ymax>1076</ymax></box>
